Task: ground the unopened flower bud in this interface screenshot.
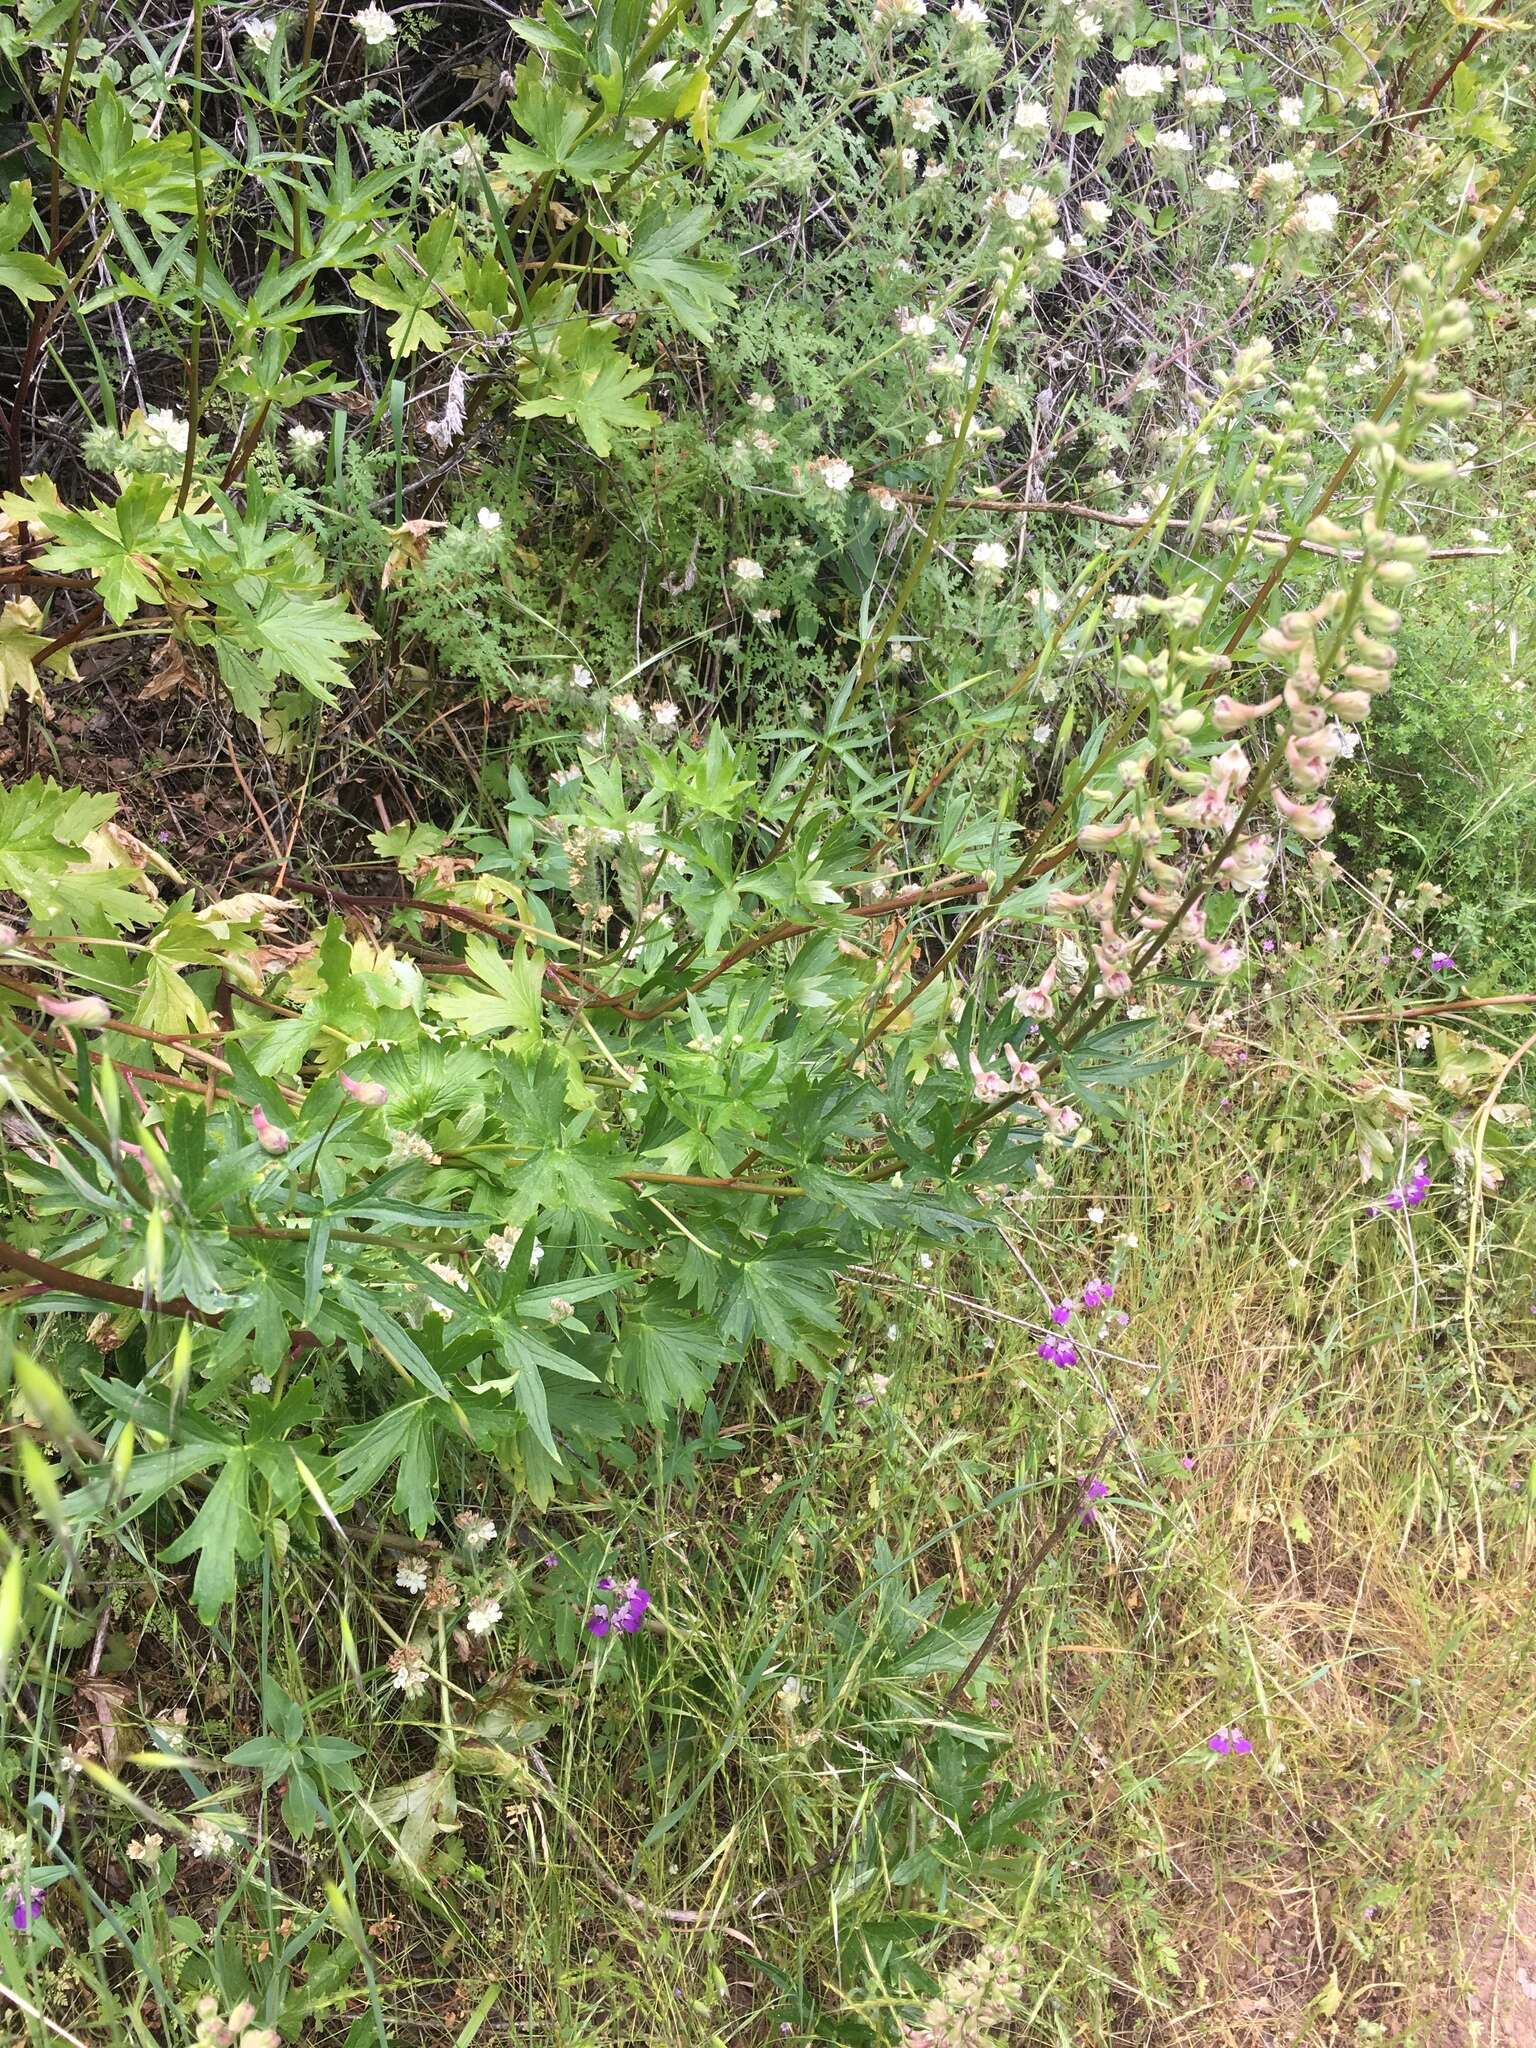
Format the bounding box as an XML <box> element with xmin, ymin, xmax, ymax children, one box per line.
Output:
<box><xmin>339</xmin><ymin>1072</ymin><xmax>389</xmax><ymax>1107</ymax></box>
<box><xmin>39</xmin><ymin>994</ymin><xmax>112</xmax><ymax>1027</ymax></box>
<box><xmin>252</xmin><ymin>1106</ymin><xmax>290</xmax><ymax>1156</ymax></box>
<box><xmin>1211</xmin><ymin>693</ymin><xmax>1280</xmax><ymax>732</ymax></box>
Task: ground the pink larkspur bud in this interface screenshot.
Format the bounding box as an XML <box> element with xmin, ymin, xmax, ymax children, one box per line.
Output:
<box><xmin>1077</xmin><ymin>817</ymin><xmax>1135</xmax><ymax>850</ymax></box>
<box><xmin>1210</xmin><ymin>694</ymin><xmax>1281</xmax><ymax>732</ymax></box>
<box><xmin>968</xmin><ymin>1047</ymin><xmax>1007</xmax><ymax>1103</ymax></box>
<box><xmin>251</xmin><ymin>1106</ymin><xmax>291</xmax><ymax>1155</ymax></box>
<box><xmin>1003</xmin><ymin>1044</ymin><xmax>1039</xmax><ymax>1088</ymax></box>
<box><xmin>339</xmin><ymin>1072</ymin><xmax>390</xmax><ymax>1107</ymax></box>
<box><xmin>39</xmin><ymin>994</ymin><xmax>112</xmax><ymax>1027</ymax></box>
<box><xmin>1272</xmin><ymin>787</ymin><xmax>1334</xmax><ymax>842</ymax></box>
<box><xmin>1324</xmin><ymin>689</ymin><xmax>1372</xmax><ymax>722</ymax></box>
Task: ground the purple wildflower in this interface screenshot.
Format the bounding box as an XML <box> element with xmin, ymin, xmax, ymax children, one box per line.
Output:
<box><xmin>9</xmin><ymin>1889</ymin><xmax>43</xmax><ymax>1933</ymax></box>
<box><xmin>1081</xmin><ymin>1279</ymin><xmax>1114</xmax><ymax>1310</ymax></box>
<box><xmin>1207</xmin><ymin>1726</ymin><xmax>1253</xmax><ymax>1757</ymax></box>
<box><xmin>588</xmin><ymin>1576</ymin><xmax>650</xmax><ymax>1638</ymax></box>
<box><xmin>1079</xmin><ymin>1476</ymin><xmax>1110</xmax><ymax>1526</ymax></box>
<box><xmin>1049</xmin><ymin>1299</ymin><xmax>1074</xmax><ymax>1326</ymax></box>
<box><xmin>1429</xmin><ymin>952</ymin><xmax>1456</xmax><ymax>972</ymax></box>
<box><xmin>1368</xmin><ymin>1158</ymin><xmax>1429</xmax><ymax>1218</ymax></box>
<box><xmin>1038</xmin><ymin>1338</ymin><xmax>1078</xmax><ymax>1369</ymax></box>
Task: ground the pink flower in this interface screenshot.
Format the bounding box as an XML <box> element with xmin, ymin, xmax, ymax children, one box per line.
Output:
<box><xmin>1208</xmin><ymin>1726</ymin><xmax>1252</xmax><ymax>1756</ymax></box>
<box><xmin>1002</xmin><ymin>1044</ymin><xmax>1039</xmax><ymax>1089</ymax></box>
<box><xmin>339</xmin><ymin>1072</ymin><xmax>389</xmax><ymax>1107</ymax></box>
<box><xmin>39</xmin><ymin>994</ymin><xmax>111</xmax><ymax>1027</ymax></box>
<box><xmin>968</xmin><ymin>1047</ymin><xmax>1007</xmax><ymax>1103</ymax></box>
<box><xmin>251</xmin><ymin>1106</ymin><xmax>290</xmax><ymax>1156</ymax></box>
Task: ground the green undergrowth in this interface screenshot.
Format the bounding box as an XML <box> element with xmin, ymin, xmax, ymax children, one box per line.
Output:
<box><xmin>4</xmin><ymin>979</ymin><xmax>1531</xmax><ymax>2047</ymax></box>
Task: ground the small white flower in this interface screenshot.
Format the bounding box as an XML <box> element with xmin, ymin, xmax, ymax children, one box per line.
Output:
<box><xmin>746</xmin><ymin>390</ymin><xmax>776</xmax><ymax>413</ymax></box>
<box><xmin>287</xmin><ymin>422</ymin><xmax>323</xmax><ymax>455</ymax></box>
<box><xmin>1277</xmin><ymin>94</ymin><xmax>1304</xmax><ymax>127</ymax></box>
<box><xmin>950</xmin><ymin>0</ymin><xmax>986</xmax><ymax>23</ymax></box>
<box><xmin>466</xmin><ymin>1596</ymin><xmax>502</xmax><ymax>1637</ymax></box>
<box><xmin>546</xmin><ymin>1297</ymin><xmax>575</xmax><ymax>1324</ymax></box>
<box><xmin>972</xmin><ymin>540</ymin><xmax>1010</xmax><ymax>573</ymax></box>
<box><xmin>1032</xmin><ymin>722</ymin><xmax>1052</xmax><ymax>744</ymax></box>
<box><xmin>1203</xmin><ymin>167</ymin><xmax>1239</xmax><ymax>195</ymax></box>
<box><xmin>1152</xmin><ymin>125</ymin><xmax>1194</xmax><ymax>155</ymax></box>
<box><xmin>476</xmin><ymin>506</ymin><xmax>502</xmax><ymax>532</ymax></box>
<box><xmin>244</xmin><ymin>16</ymin><xmax>279</xmax><ymax>52</ymax></box>
<box><xmin>1074</xmin><ymin>8</ymin><xmax>1102</xmax><ymax>37</ymax></box>
<box><xmin>819</xmin><ymin>458</ymin><xmax>854</xmax><ymax>492</ymax></box>
<box><xmin>189</xmin><ymin>1821</ymin><xmax>233</xmax><ymax>1861</ymax></box>
<box><xmin>387</xmin><ymin>1643</ymin><xmax>431</xmax><ymax>1697</ymax></box>
<box><xmin>904</xmin><ymin>94</ymin><xmax>941</xmax><ymax>135</ymax></box>
<box><xmin>141</xmin><ymin>408</ymin><xmax>190</xmax><ymax>455</ymax></box>
<box><xmin>397</xmin><ymin>1557</ymin><xmax>430</xmax><ymax>1594</ymax></box>
<box><xmin>1118</xmin><ymin>61</ymin><xmax>1172</xmax><ymax>100</ymax></box>
<box><xmin>456</xmin><ymin>1513</ymin><xmax>497</xmax><ymax>1551</ymax></box>
<box><xmin>352</xmin><ymin>3</ymin><xmax>397</xmax><ymax>43</ymax></box>
<box><xmin>1082</xmin><ymin>198</ymin><xmax>1111</xmax><ymax>229</ymax></box>
<box><xmin>1087</xmin><ymin>1205</ymin><xmax>1107</xmax><ymax>1224</ymax></box>
<box><xmin>249</xmin><ymin>1372</ymin><xmax>272</xmax><ymax>1395</ymax></box>
<box><xmin>570</xmin><ymin>663</ymin><xmax>594</xmax><ymax>691</ymax></box>
<box><xmin>1186</xmin><ymin>83</ymin><xmax>1226</xmax><ymax>110</ymax></box>
<box><xmin>610</xmin><ymin>691</ymin><xmax>644</xmax><ymax>725</ymax></box>
<box><xmin>1013</xmin><ymin>99</ymin><xmax>1049</xmax><ymax>135</ymax></box>
<box><xmin>652</xmin><ymin>700</ymin><xmax>680</xmax><ymax>730</ymax></box>
<box><xmin>732</xmin><ymin>556</ymin><xmax>766</xmax><ymax>583</ymax></box>
<box><xmin>1288</xmin><ymin>189</ymin><xmax>1339</xmax><ymax>236</ymax></box>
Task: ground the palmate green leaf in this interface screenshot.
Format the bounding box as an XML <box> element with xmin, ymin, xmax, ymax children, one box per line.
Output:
<box><xmin>616</xmin><ymin>1295</ymin><xmax>726</xmax><ymax>1427</ymax></box>
<box><xmin>0</xmin><ymin>181</ymin><xmax>62</xmax><ymax>307</ymax></box>
<box><xmin>516</xmin><ymin>320</ymin><xmax>656</xmax><ymax>457</ymax></box>
<box><xmin>0</xmin><ymin>776</ymin><xmax>156</xmax><ymax>935</ymax></box>
<box><xmin>9</xmin><ymin>475</ymin><xmax>189</xmax><ymax>625</ymax></box>
<box><xmin>213</xmin><ymin>584</ymin><xmax>376</xmax><ymax>713</ymax></box>
<box><xmin>159</xmin><ymin>1450</ymin><xmax>260</xmax><ymax>1623</ymax></box>
<box><xmin>47</xmin><ymin>81</ymin><xmax>198</xmax><ymax>232</ymax></box>
<box><xmin>353</xmin><ymin>213</ymin><xmax>466</xmax><ymax>358</ymax></box>
<box><xmin>430</xmin><ymin>935</ymin><xmax>543</xmax><ymax>1040</ymax></box>
<box><xmin>719</xmin><ymin>1238</ymin><xmax>844</xmax><ymax>1354</ymax></box>
<box><xmin>494</xmin><ymin>64</ymin><xmax>632</xmax><ymax>185</ymax></box>
<box><xmin>599</xmin><ymin>204</ymin><xmax>735</xmax><ymax>341</ymax></box>
<box><xmin>480</xmin><ymin>1320</ymin><xmax>598</xmax><ymax>1461</ymax></box>
<box><xmin>333</xmin><ymin>1400</ymin><xmax>440</xmax><ymax>1536</ymax></box>
<box><xmin>337</xmin><ymin>1282</ymin><xmax>453</xmax><ymax>1402</ymax></box>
